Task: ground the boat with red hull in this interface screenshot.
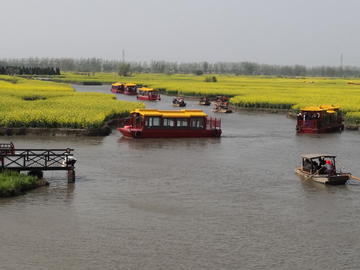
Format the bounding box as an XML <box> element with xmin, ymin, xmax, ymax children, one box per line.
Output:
<box><xmin>136</xmin><ymin>87</ymin><xmax>161</xmax><ymax>101</ymax></box>
<box><xmin>123</xmin><ymin>83</ymin><xmax>138</xmax><ymax>95</ymax></box>
<box><xmin>296</xmin><ymin>105</ymin><xmax>344</xmax><ymax>134</ymax></box>
<box><xmin>118</xmin><ymin>109</ymin><xmax>222</xmax><ymax>138</ymax></box>
<box><xmin>111</xmin><ymin>83</ymin><xmax>125</xmax><ymax>94</ymax></box>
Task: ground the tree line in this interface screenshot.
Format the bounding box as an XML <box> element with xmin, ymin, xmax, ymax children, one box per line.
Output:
<box><xmin>1</xmin><ymin>57</ymin><xmax>360</xmax><ymax>77</ymax></box>
<box><xmin>0</xmin><ymin>66</ymin><xmax>61</xmax><ymax>76</ymax></box>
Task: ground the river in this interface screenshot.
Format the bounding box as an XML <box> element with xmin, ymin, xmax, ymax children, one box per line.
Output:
<box><xmin>1</xmin><ymin>84</ymin><xmax>360</xmax><ymax>269</ymax></box>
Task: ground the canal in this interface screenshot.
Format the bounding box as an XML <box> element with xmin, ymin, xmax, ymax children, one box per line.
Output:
<box><xmin>1</xmin><ymin>84</ymin><xmax>360</xmax><ymax>269</ymax></box>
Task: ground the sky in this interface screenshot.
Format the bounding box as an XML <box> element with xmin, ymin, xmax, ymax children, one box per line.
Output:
<box><xmin>1</xmin><ymin>0</ymin><xmax>360</xmax><ymax>67</ymax></box>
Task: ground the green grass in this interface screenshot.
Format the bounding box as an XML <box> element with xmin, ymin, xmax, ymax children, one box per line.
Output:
<box><xmin>0</xmin><ymin>170</ymin><xmax>42</xmax><ymax>197</ymax></box>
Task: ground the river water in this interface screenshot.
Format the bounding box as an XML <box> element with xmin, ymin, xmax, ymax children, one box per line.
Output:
<box><xmin>1</xmin><ymin>85</ymin><xmax>360</xmax><ymax>269</ymax></box>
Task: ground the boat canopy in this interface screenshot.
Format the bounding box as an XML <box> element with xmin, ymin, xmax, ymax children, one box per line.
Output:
<box><xmin>301</xmin><ymin>154</ymin><xmax>336</xmax><ymax>159</ymax></box>
<box><xmin>125</xmin><ymin>83</ymin><xmax>136</xmax><ymax>87</ymax></box>
<box><xmin>300</xmin><ymin>104</ymin><xmax>340</xmax><ymax>113</ymax></box>
<box><xmin>112</xmin><ymin>82</ymin><xmax>123</xmax><ymax>86</ymax></box>
<box><xmin>139</xmin><ymin>87</ymin><xmax>158</xmax><ymax>92</ymax></box>
<box><xmin>130</xmin><ymin>109</ymin><xmax>208</xmax><ymax>118</ymax></box>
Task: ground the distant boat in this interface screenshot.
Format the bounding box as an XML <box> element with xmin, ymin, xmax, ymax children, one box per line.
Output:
<box><xmin>111</xmin><ymin>83</ymin><xmax>125</xmax><ymax>94</ymax></box>
<box><xmin>295</xmin><ymin>105</ymin><xmax>344</xmax><ymax>134</ymax></box>
<box><xmin>172</xmin><ymin>98</ymin><xmax>186</xmax><ymax>107</ymax></box>
<box><xmin>123</xmin><ymin>83</ymin><xmax>137</xmax><ymax>95</ymax></box>
<box><xmin>136</xmin><ymin>87</ymin><xmax>161</xmax><ymax>101</ymax></box>
<box><xmin>198</xmin><ymin>97</ymin><xmax>211</xmax><ymax>106</ymax></box>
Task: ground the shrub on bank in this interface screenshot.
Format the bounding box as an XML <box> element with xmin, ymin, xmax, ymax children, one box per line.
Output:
<box><xmin>0</xmin><ymin>170</ymin><xmax>42</xmax><ymax>197</ymax></box>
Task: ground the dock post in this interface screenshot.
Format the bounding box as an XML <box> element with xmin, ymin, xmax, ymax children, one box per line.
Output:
<box><xmin>67</xmin><ymin>169</ymin><xmax>75</xmax><ymax>183</ymax></box>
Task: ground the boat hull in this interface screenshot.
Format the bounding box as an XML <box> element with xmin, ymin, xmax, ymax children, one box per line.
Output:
<box><xmin>295</xmin><ymin>166</ymin><xmax>350</xmax><ymax>185</ymax></box>
<box><xmin>137</xmin><ymin>96</ymin><xmax>161</xmax><ymax>101</ymax></box>
<box><xmin>111</xmin><ymin>89</ymin><xmax>124</xmax><ymax>94</ymax></box>
<box><xmin>212</xmin><ymin>109</ymin><xmax>233</xmax><ymax>113</ymax></box>
<box><xmin>172</xmin><ymin>103</ymin><xmax>186</xmax><ymax>107</ymax></box>
<box><xmin>118</xmin><ymin>127</ymin><xmax>221</xmax><ymax>138</ymax></box>
<box><xmin>296</xmin><ymin>124</ymin><xmax>344</xmax><ymax>134</ymax></box>
<box><xmin>198</xmin><ymin>101</ymin><xmax>211</xmax><ymax>106</ymax></box>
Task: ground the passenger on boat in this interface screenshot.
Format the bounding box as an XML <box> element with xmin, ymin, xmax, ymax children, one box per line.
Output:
<box><xmin>223</xmin><ymin>102</ymin><xmax>228</xmax><ymax>109</ymax></box>
<box><xmin>323</xmin><ymin>160</ymin><xmax>334</xmax><ymax>176</ymax></box>
<box><xmin>297</xmin><ymin>113</ymin><xmax>302</xmax><ymax>120</ymax></box>
<box><xmin>173</xmin><ymin>98</ymin><xmax>178</xmax><ymax>104</ymax></box>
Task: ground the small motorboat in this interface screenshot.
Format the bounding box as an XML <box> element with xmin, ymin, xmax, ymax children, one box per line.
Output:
<box><xmin>295</xmin><ymin>153</ymin><xmax>350</xmax><ymax>185</ymax></box>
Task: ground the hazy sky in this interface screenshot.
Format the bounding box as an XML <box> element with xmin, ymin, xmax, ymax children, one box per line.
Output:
<box><xmin>2</xmin><ymin>0</ymin><xmax>360</xmax><ymax>66</ymax></box>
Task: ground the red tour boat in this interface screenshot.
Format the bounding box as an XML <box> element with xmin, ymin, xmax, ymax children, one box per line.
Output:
<box><xmin>136</xmin><ymin>87</ymin><xmax>161</xmax><ymax>101</ymax></box>
<box><xmin>118</xmin><ymin>109</ymin><xmax>222</xmax><ymax>138</ymax></box>
<box><xmin>111</xmin><ymin>83</ymin><xmax>125</xmax><ymax>94</ymax></box>
<box><xmin>123</xmin><ymin>83</ymin><xmax>138</xmax><ymax>95</ymax></box>
<box><xmin>296</xmin><ymin>105</ymin><xmax>344</xmax><ymax>134</ymax></box>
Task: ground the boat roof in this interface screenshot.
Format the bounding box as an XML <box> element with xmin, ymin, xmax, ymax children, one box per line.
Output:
<box><xmin>130</xmin><ymin>109</ymin><xmax>208</xmax><ymax>118</ymax></box>
<box><xmin>301</xmin><ymin>154</ymin><xmax>336</xmax><ymax>159</ymax></box>
<box><xmin>301</xmin><ymin>104</ymin><xmax>340</xmax><ymax>113</ymax></box>
<box><xmin>112</xmin><ymin>82</ymin><xmax>123</xmax><ymax>86</ymax></box>
<box><xmin>139</xmin><ymin>87</ymin><xmax>158</xmax><ymax>92</ymax></box>
<box><xmin>125</xmin><ymin>83</ymin><xmax>136</xmax><ymax>87</ymax></box>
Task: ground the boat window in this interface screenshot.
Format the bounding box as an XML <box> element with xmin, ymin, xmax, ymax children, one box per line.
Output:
<box><xmin>190</xmin><ymin>117</ymin><xmax>204</xmax><ymax>129</ymax></box>
<box><xmin>176</xmin><ymin>118</ymin><xmax>188</xmax><ymax>128</ymax></box>
<box><xmin>163</xmin><ymin>118</ymin><xmax>175</xmax><ymax>129</ymax></box>
<box><xmin>145</xmin><ymin>117</ymin><xmax>161</xmax><ymax>129</ymax></box>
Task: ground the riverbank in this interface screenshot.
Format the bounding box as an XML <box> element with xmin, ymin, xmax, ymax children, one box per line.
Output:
<box><xmin>0</xmin><ymin>170</ymin><xmax>49</xmax><ymax>198</ymax></box>
<box><xmin>0</xmin><ymin>119</ymin><xmax>117</xmax><ymax>136</ymax></box>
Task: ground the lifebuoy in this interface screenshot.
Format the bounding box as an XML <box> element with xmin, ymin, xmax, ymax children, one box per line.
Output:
<box><xmin>312</xmin><ymin>130</ymin><xmax>317</xmax><ymax>134</ymax></box>
<box><xmin>296</xmin><ymin>126</ymin><xmax>302</xmax><ymax>133</ymax></box>
<box><xmin>134</xmin><ymin>131</ymin><xmax>142</xmax><ymax>138</ymax></box>
<box><xmin>212</xmin><ymin>129</ymin><xmax>219</xmax><ymax>137</ymax></box>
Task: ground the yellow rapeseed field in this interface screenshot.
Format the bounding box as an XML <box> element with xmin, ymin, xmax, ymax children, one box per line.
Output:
<box><xmin>0</xmin><ymin>75</ymin><xmax>145</xmax><ymax>129</ymax></box>
<box><xmin>54</xmin><ymin>73</ymin><xmax>360</xmax><ymax>123</ymax></box>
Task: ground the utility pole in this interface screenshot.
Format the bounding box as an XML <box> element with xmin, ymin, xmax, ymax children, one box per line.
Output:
<box><xmin>340</xmin><ymin>53</ymin><xmax>343</xmax><ymax>67</ymax></box>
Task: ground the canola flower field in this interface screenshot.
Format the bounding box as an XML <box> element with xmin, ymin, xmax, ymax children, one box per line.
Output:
<box><xmin>5</xmin><ymin>73</ymin><xmax>360</xmax><ymax>128</ymax></box>
<box><xmin>0</xmin><ymin>75</ymin><xmax>144</xmax><ymax>129</ymax></box>
<box><xmin>53</xmin><ymin>73</ymin><xmax>360</xmax><ymax>124</ymax></box>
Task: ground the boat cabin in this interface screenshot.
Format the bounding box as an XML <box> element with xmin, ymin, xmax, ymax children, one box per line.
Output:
<box><xmin>118</xmin><ymin>109</ymin><xmax>222</xmax><ymax>138</ymax></box>
<box><xmin>300</xmin><ymin>154</ymin><xmax>336</xmax><ymax>174</ymax></box>
<box><xmin>137</xmin><ymin>87</ymin><xmax>161</xmax><ymax>101</ymax></box>
<box><xmin>124</xmin><ymin>83</ymin><xmax>137</xmax><ymax>95</ymax></box>
<box><xmin>111</xmin><ymin>83</ymin><xmax>125</xmax><ymax>93</ymax></box>
<box><xmin>296</xmin><ymin>104</ymin><xmax>344</xmax><ymax>134</ymax></box>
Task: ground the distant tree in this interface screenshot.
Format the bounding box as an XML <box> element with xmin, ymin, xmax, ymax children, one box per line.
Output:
<box><xmin>117</xmin><ymin>62</ymin><xmax>131</xmax><ymax>76</ymax></box>
<box><xmin>194</xmin><ymin>70</ymin><xmax>203</xmax><ymax>75</ymax></box>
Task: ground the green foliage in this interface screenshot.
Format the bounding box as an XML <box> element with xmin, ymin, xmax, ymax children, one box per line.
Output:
<box><xmin>205</xmin><ymin>76</ymin><xmax>217</xmax><ymax>82</ymax></box>
<box><xmin>117</xmin><ymin>62</ymin><xmax>131</xmax><ymax>77</ymax></box>
<box><xmin>194</xmin><ymin>70</ymin><xmax>203</xmax><ymax>76</ymax></box>
<box><xmin>0</xmin><ymin>170</ymin><xmax>40</xmax><ymax>197</ymax></box>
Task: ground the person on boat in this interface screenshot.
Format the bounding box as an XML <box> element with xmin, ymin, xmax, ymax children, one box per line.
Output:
<box><xmin>173</xmin><ymin>98</ymin><xmax>178</xmax><ymax>104</ymax></box>
<box><xmin>323</xmin><ymin>160</ymin><xmax>334</xmax><ymax>176</ymax></box>
<box><xmin>223</xmin><ymin>102</ymin><xmax>228</xmax><ymax>109</ymax></box>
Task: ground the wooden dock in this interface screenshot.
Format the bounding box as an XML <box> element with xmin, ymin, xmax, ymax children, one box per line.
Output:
<box><xmin>0</xmin><ymin>146</ymin><xmax>76</xmax><ymax>183</ymax></box>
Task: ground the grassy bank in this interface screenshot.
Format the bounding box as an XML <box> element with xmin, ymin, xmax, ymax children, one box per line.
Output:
<box><xmin>0</xmin><ymin>75</ymin><xmax>145</xmax><ymax>129</ymax></box>
<box><xmin>0</xmin><ymin>170</ymin><xmax>48</xmax><ymax>198</ymax></box>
